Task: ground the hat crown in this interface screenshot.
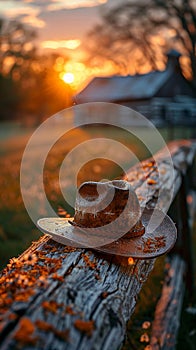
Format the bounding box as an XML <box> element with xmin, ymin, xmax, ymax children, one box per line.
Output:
<box><xmin>74</xmin><ymin>180</ymin><xmax>141</xmax><ymax>229</ymax></box>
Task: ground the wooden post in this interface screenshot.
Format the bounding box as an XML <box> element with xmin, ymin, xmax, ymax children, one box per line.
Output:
<box><xmin>178</xmin><ymin>176</ymin><xmax>194</xmax><ymax>296</ymax></box>
<box><xmin>150</xmin><ymin>144</ymin><xmax>195</xmax><ymax>349</ymax></box>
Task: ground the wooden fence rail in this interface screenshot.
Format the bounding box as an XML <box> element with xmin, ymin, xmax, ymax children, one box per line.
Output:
<box><xmin>0</xmin><ymin>140</ymin><xmax>195</xmax><ymax>350</ymax></box>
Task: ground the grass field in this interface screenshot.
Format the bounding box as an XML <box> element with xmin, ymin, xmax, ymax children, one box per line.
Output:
<box><xmin>0</xmin><ymin>121</ymin><xmax>195</xmax><ymax>349</ymax></box>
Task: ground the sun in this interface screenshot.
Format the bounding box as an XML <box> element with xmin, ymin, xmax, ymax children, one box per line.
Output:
<box><xmin>61</xmin><ymin>72</ymin><xmax>75</xmax><ymax>84</ymax></box>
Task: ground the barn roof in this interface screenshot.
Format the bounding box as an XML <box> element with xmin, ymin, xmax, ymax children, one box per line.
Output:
<box><xmin>75</xmin><ymin>69</ymin><xmax>172</xmax><ymax>104</ymax></box>
<box><xmin>75</xmin><ymin>50</ymin><xmax>188</xmax><ymax>104</ymax></box>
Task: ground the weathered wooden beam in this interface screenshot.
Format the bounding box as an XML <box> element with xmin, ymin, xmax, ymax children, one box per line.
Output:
<box><xmin>150</xmin><ymin>148</ymin><xmax>196</xmax><ymax>349</ymax></box>
<box><xmin>150</xmin><ymin>254</ymin><xmax>186</xmax><ymax>350</ymax></box>
<box><xmin>0</xmin><ymin>140</ymin><xmax>194</xmax><ymax>350</ymax></box>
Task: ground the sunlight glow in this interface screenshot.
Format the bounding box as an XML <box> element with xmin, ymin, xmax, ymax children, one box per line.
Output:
<box><xmin>0</xmin><ymin>1</ymin><xmax>45</xmax><ymax>28</ymax></box>
<box><xmin>22</xmin><ymin>15</ymin><xmax>45</xmax><ymax>28</ymax></box>
<box><xmin>42</xmin><ymin>39</ymin><xmax>81</xmax><ymax>50</ymax></box>
<box><xmin>46</xmin><ymin>0</ymin><xmax>108</xmax><ymax>11</ymax></box>
<box><xmin>59</xmin><ymin>61</ymin><xmax>87</xmax><ymax>89</ymax></box>
<box><xmin>128</xmin><ymin>257</ymin><xmax>135</xmax><ymax>265</ymax></box>
<box><xmin>56</xmin><ymin>57</ymin><xmax>117</xmax><ymax>91</ymax></box>
<box><xmin>61</xmin><ymin>72</ymin><xmax>75</xmax><ymax>84</ymax></box>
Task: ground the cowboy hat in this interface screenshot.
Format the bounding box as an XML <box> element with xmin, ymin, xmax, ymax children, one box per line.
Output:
<box><xmin>37</xmin><ymin>180</ymin><xmax>177</xmax><ymax>259</ymax></box>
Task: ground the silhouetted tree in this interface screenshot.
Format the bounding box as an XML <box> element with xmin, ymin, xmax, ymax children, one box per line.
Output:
<box><xmin>0</xmin><ymin>19</ymin><xmax>71</xmax><ymax>121</ymax></box>
<box><xmin>18</xmin><ymin>53</ymin><xmax>72</xmax><ymax>121</ymax></box>
<box><xmin>87</xmin><ymin>0</ymin><xmax>196</xmax><ymax>85</ymax></box>
<box><xmin>0</xmin><ymin>18</ymin><xmax>37</xmax><ymax>79</ymax></box>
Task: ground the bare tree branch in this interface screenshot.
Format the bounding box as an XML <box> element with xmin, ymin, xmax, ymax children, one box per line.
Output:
<box><xmin>86</xmin><ymin>0</ymin><xmax>196</xmax><ymax>86</ymax></box>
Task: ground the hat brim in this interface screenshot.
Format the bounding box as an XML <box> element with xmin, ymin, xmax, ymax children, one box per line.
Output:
<box><xmin>37</xmin><ymin>208</ymin><xmax>177</xmax><ymax>259</ymax></box>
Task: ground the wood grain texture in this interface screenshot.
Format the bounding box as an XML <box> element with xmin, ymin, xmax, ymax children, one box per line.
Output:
<box><xmin>150</xmin><ymin>255</ymin><xmax>186</xmax><ymax>350</ymax></box>
<box><xmin>0</xmin><ymin>140</ymin><xmax>195</xmax><ymax>350</ymax></box>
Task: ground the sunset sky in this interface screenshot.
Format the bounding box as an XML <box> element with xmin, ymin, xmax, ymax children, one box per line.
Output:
<box><xmin>0</xmin><ymin>0</ymin><xmax>123</xmax><ymax>88</ymax></box>
<box><xmin>0</xmin><ymin>1</ymin><xmax>119</xmax><ymax>53</ymax></box>
<box><xmin>1</xmin><ymin>1</ymin><xmax>190</xmax><ymax>90</ymax></box>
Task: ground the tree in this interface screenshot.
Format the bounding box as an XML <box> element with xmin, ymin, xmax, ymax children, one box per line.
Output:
<box><xmin>86</xmin><ymin>0</ymin><xmax>196</xmax><ymax>85</ymax></box>
<box><xmin>0</xmin><ymin>18</ymin><xmax>38</xmax><ymax>120</ymax></box>
<box><xmin>0</xmin><ymin>19</ymin><xmax>71</xmax><ymax>121</ymax></box>
<box><xmin>0</xmin><ymin>18</ymin><xmax>37</xmax><ymax>79</ymax></box>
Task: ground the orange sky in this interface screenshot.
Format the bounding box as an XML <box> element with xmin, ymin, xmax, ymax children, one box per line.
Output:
<box><xmin>0</xmin><ymin>1</ymin><xmax>191</xmax><ymax>90</ymax></box>
<box><xmin>0</xmin><ymin>0</ymin><xmax>113</xmax><ymax>52</ymax></box>
<box><xmin>0</xmin><ymin>0</ymin><xmax>121</xmax><ymax>89</ymax></box>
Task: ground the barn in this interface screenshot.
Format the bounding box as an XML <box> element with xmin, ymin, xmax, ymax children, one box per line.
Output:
<box><xmin>75</xmin><ymin>50</ymin><xmax>196</xmax><ymax>126</ymax></box>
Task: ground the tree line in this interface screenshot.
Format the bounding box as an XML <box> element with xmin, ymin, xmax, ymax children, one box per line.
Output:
<box><xmin>0</xmin><ymin>19</ymin><xmax>72</xmax><ymax>123</ymax></box>
<box><xmin>86</xmin><ymin>0</ymin><xmax>196</xmax><ymax>87</ymax></box>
